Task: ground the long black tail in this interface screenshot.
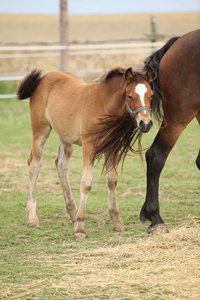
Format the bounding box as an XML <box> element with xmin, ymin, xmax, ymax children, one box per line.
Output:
<box><xmin>143</xmin><ymin>37</ymin><xmax>180</xmax><ymax>123</ymax></box>
<box><xmin>16</xmin><ymin>69</ymin><xmax>42</xmax><ymax>100</ymax></box>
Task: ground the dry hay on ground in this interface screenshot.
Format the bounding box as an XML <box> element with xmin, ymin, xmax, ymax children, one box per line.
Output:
<box><xmin>2</xmin><ymin>223</ymin><xmax>200</xmax><ymax>299</ymax></box>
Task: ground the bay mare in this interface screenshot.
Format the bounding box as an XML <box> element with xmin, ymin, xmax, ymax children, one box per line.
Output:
<box><xmin>17</xmin><ymin>67</ymin><xmax>153</xmax><ymax>239</ymax></box>
<box><xmin>141</xmin><ymin>29</ymin><xmax>200</xmax><ymax>233</ymax></box>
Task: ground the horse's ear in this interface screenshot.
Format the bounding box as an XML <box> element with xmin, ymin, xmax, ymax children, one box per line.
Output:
<box><xmin>145</xmin><ymin>68</ymin><xmax>153</xmax><ymax>82</ymax></box>
<box><xmin>125</xmin><ymin>67</ymin><xmax>134</xmax><ymax>83</ymax></box>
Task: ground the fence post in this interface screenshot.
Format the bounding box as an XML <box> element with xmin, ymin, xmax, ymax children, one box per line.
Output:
<box><xmin>151</xmin><ymin>16</ymin><xmax>157</xmax><ymax>53</ymax></box>
<box><xmin>60</xmin><ymin>0</ymin><xmax>69</xmax><ymax>71</ymax></box>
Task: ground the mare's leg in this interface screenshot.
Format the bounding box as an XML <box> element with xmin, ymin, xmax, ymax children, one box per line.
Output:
<box><xmin>74</xmin><ymin>146</ymin><xmax>93</xmax><ymax>240</ymax></box>
<box><xmin>106</xmin><ymin>168</ymin><xmax>125</xmax><ymax>232</ymax></box>
<box><xmin>55</xmin><ymin>140</ymin><xmax>77</xmax><ymax>221</ymax></box>
<box><xmin>140</xmin><ymin>122</ymin><xmax>188</xmax><ymax>233</ymax></box>
<box><xmin>196</xmin><ymin>150</ymin><xmax>200</xmax><ymax>170</ymax></box>
<box><xmin>27</xmin><ymin>125</ymin><xmax>51</xmax><ymax>226</ymax></box>
<box><xmin>195</xmin><ymin>111</ymin><xmax>200</xmax><ymax>170</ymax></box>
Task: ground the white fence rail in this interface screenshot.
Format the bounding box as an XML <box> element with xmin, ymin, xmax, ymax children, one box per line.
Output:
<box><xmin>0</xmin><ymin>41</ymin><xmax>165</xmax><ymax>99</ymax></box>
<box><xmin>0</xmin><ymin>42</ymin><xmax>164</xmax><ymax>58</ymax></box>
<box><xmin>0</xmin><ymin>42</ymin><xmax>164</xmax><ymax>51</ymax></box>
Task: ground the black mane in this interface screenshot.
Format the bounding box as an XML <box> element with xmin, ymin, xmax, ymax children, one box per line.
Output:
<box><xmin>98</xmin><ymin>67</ymin><xmax>147</xmax><ymax>84</ymax></box>
<box><xmin>90</xmin><ymin>114</ymin><xmax>141</xmax><ymax>173</ymax></box>
<box><xmin>143</xmin><ymin>37</ymin><xmax>179</xmax><ymax>123</ymax></box>
<box><xmin>105</xmin><ymin>67</ymin><xmax>125</xmax><ymax>80</ymax></box>
<box><xmin>97</xmin><ymin>67</ymin><xmax>125</xmax><ymax>82</ymax></box>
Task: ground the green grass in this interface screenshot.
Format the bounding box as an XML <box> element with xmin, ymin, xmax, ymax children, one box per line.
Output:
<box><xmin>0</xmin><ymin>12</ymin><xmax>200</xmax><ymax>298</ymax></box>
<box><xmin>0</xmin><ymin>82</ymin><xmax>18</xmax><ymax>99</ymax></box>
<box><xmin>0</xmin><ymin>87</ymin><xmax>199</xmax><ymax>298</ymax></box>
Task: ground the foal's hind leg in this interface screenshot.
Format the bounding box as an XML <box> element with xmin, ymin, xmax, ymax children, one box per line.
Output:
<box><xmin>55</xmin><ymin>140</ymin><xmax>77</xmax><ymax>222</ymax></box>
<box><xmin>106</xmin><ymin>168</ymin><xmax>125</xmax><ymax>232</ymax></box>
<box><xmin>27</xmin><ymin>126</ymin><xmax>51</xmax><ymax>227</ymax></box>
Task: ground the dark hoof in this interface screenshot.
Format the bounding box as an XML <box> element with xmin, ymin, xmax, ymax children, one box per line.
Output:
<box><xmin>140</xmin><ymin>214</ymin><xmax>147</xmax><ymax>224</ymax></box>
<box><xmin>146</xmin><ymin>223</ymin><xmax>169</xmax><ymax>234</ymax></box>
<box><xmin>140</xmin><ymin>207</ymin><xmax>148</xmax><ymax>224</ymax></box>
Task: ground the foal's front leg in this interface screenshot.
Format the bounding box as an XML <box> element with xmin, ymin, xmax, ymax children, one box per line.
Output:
<box><xmin>74</xmin><ymin>146</ymin><xmax>93</xmax><ymax>240</ymax></box>
<box><xmin>107</xmin><ymin>168</ymin><xmax>125</xmax><ymax>232</ymax></box>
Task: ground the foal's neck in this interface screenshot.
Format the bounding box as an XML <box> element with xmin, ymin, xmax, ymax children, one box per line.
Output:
<box><xmin>99</xmin><ymin>77</ymin><xmax>126</xmax><ymax>115</ymax></box>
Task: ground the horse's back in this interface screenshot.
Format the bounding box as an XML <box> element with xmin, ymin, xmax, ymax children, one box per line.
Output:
<box><xmin>160</xmin><ymin>29</ymin><xmax>200</xmax><ymax>76</ymax></box>
<box><xmin>159</xmin><ymin>29</ymin><xmax>200</xmax><ymax>116</ymax></box>
<box><xmin>30</xmin><ymin>71</ymin><xmax>86</xmax><ymax>105</ymax></box>
<box><xmin>41</xmin><ymin>71</ymin><xmax>86</xmax><ymax>93</ymax></box>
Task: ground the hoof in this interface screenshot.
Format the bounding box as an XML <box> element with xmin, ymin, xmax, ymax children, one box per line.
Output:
<box><xmin>28</xmin><ymin>219</ymin><xmax>40</xmax><ymax>227</ymax></box>
<box><xmin>140</xmin><ymin>207</ymin><xmax>148</xmax><ymax>224</ymax></box>
<box><xmin>114</xmin><ymin>221</ymin><xmax>126</xmax><ymax>232</ymax></box>
<box><xmin>140</xmin><ymin>214</ymin><xmax>147</xmax><ymax>224</ymax></box>
<box><xmin>146</xmin><ymin>223</ymin><xmax>169</xmax><ymax>234</ymax></box>
<box><xmin>74</xmin><ymin>232</ymin><xmax>86</xmax><ymax>240</ymax></box>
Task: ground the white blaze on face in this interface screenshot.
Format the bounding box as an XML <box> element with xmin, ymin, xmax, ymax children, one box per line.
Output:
<box><xmin>134</xmin><ymin>83</ymin><xmax>149</xmax><ymax>127</ymax></box>
<box><xmin>135</xmin><ymin>83</ymin><xmax>147</xmax><ymax>107</ymax></box>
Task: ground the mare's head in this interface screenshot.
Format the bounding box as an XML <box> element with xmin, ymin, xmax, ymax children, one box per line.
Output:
<box><xmin>125</xmin><ymin>67</ymin><xmax>153</xmax><ymax>133</ymax></box>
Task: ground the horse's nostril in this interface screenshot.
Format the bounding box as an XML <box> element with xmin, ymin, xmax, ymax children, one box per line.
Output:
<box><xmin>139</xmin><ymin>119</ymin><xmax>153</xmax><ymax>132</ymax></box>
<box><xmin>139</xmin><ymin>120</ymin><xmax>145</xmax><ymax>128</ymax></box>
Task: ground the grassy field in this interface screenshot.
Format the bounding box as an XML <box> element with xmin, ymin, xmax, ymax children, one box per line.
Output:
<box><xmin>0</xmin><ymin>93</ymin><xmax>199</xmax><ymax>299</ymax></box>
<box><xmin>0</xmin><ymin>12</ymin><xmax>200</xmax><ymax>299</ymax></box>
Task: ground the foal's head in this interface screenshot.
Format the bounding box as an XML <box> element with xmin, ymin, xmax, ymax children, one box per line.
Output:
<box><xmin>90</xmin><ymin>67</ymin><xmax>153</xmax><ymax>172</ymax></box>
<box><xmin>125</xmin><ymin>67</ymin><xmax>153</xmax><ymax>133</ymax></box>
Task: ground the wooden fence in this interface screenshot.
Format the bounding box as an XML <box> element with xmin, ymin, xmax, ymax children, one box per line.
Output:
<box><xmin>0</xmin><ymin>16</ymin><xmax>179</xmax><ymax>99</ymax></box>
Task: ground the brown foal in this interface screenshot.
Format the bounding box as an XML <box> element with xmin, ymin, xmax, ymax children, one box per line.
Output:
<box><xmin>16</xmin><ymin>67</ymin><xmax>153</xmax><ymax>239</ymax></box>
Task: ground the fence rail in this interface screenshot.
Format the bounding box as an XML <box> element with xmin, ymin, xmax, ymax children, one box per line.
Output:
<box><xmin>0</xmin><ymin>41</ymin><xmax>164</xmax><ymax>59</ymax></box>
<box><xmin>0</xmin><ymin>40</ymin><xmax>167</xmax><ymax>99</ymax></box>
<box><xmin>0</xmin><ymin>15</ymin><xmax>180</xmax><ymax>100</ymax></box>
<box><xmin>0</xmin><ymin>33</ymin><xmax>177</xmax><ymax>46</ymax></box>
<box><xmin>0</xmin><ymin>41</ymin><xmax>165</xmax><ymax>51</ymax></box>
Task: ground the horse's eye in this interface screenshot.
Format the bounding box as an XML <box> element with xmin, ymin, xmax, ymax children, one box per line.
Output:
<box><xmin>128</xmin><ymin>95</ymin><xmax>133</xmax><ymax>100</ymax></box>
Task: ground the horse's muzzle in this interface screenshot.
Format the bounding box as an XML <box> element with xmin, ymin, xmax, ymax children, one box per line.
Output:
<box><xmin>139</xmin><ymin>119</ymin><xmax>153</xmax><ymax>133</ymax></box>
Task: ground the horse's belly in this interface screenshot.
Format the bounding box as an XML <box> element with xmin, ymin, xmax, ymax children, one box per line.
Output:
<box><xmin>46</xmin><ymin>106</ymin><xmax>82</xmax><ymax>146</ymax></box>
